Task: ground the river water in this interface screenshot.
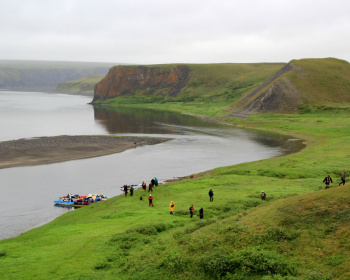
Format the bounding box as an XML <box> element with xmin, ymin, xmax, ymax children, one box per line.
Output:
<box><xmin>0</xmin><ymin>91</ymin><xmax>303</xmax><ymax>240</ymax></box>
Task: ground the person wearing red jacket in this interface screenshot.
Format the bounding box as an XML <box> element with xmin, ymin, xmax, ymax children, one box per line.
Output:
<box><xmin>323</xmin><ymin>175</ymin><xmax>333</xmax><ymax>189</ymax></box>
<box><xmin>148</xmin><ymin>194</ymin><xmax>154</xmax><ymax>207</ymax></box>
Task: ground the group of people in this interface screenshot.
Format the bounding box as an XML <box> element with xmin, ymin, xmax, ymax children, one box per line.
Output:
<box><xmin>123</xmin><ymin>185</ymin><xmax>134</xmax><ymax>196</ymax></box>
<box><xmin>141</xmin><ymin>177</ymin><xmax>158</xmax><ymax>192</ymax></box>
<box><xmin>122</xmin><ymin>169</ymin><xmax>346</xmax><ymax>221</ymax></box>
<box><xmin>122</xmin><ymin>177</ymin><xmax>159</xmax><ymax>197</ymax></box>
<box><xmin>168</xmin><ymin>189</ymin><xmax>214</xmax><ymax>219</ymax></box>
<box><xmin>188</xmin><ymin>204</ymin><xmax>204</xmax><ymax>219</ymax></box>
<box><xmin>323</xmin><ymin>170</ymin><xmax>346</xmax><ymax>189</ymax></box>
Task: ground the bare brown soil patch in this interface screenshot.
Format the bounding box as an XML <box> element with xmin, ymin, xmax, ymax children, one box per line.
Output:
<box><xmin>0</xmin><ymin>135</ymin><xmax>169</xmax><ymax>169</ymax></box>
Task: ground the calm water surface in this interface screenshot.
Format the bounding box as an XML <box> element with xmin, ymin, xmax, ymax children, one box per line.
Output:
<box><xmin>0</xmin><ymin>91</ymin><xmax>304</xmax><ymax>240</ymax></box>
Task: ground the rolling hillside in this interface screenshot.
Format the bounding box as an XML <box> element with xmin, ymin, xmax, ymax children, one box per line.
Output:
<box><xmin>0</xmin><ymin>60</ymin><xmax>117</xmax><ymax>91</ymax></box>
<box><xmin>230</xmin><ymin>58</ymin><xmax>350</xmax><ymax>115</ymax></box>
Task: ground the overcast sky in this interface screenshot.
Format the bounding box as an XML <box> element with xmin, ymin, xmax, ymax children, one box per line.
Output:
<box><xmin>1</xmin><ymin>0</ymin><xmax>349</xmax><ymax>64</ymax></box>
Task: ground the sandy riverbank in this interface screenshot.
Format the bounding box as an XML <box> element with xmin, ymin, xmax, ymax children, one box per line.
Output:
<box><xmin>0</xmin><ymin>135</ymin><xmax>170</xmax><ymax>169</ymax></box>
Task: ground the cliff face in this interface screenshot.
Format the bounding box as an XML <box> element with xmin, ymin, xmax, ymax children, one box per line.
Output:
<box><xmin>93</xmin><ymin>65</ymin><xmax>190</xmax><ymax>101</ymax></box>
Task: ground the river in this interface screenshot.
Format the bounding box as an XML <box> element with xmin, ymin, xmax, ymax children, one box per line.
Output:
<box><xmin>0</xmin><ymin>91</ymin><xmax>303</xmax><ymax>240</ymax></box>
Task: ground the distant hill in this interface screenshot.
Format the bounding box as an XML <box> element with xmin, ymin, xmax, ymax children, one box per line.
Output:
<box><xmin>56</xmin><ymin>74</ymin><xmax>105</xmax><ymax>95</ymax></box>
<box><xmin>0</xmin><ymin>60</ymin><xmax>118</xmax><ymax>91</ymax></box>
<box><xmin>230</xmin><ymin>58</ymin><xmax>350</xmax><ymax>115</ymax></box>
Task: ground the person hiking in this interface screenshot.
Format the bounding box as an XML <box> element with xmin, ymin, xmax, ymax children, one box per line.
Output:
<box><xmin>154</xmin><ymin>177</ymin><xmax>158</xmax><ymax>186</ymax></box>
<box><xmin>169</xmin><ymin>201</ymin><xmax>175</xmax><ymax>215</ymax></box>
<box><xmin>130</xmin><ymin>186</ymin><xmax>134</xmax><ymax>196</ymax></box>
<box><xmin>189</xmin><ymin>205</ymin><xmax>194</xmax><ymax>218</ymax></box>
<box><xmin>142</xmin><ymin>181</ymin><xmax>146</xmax><ymax>192</ymax></box>
<box><xmin>339</xmin><ymin>170</ymin><xmax>346</xmax><ymax>186</ymax></box>
<box><xmin>123</xmin><ymin>185</ymin><xmax>128</xmax><ymax>196</ymax></box>
<box><xmin>323</xmin><ymin>175</ymin><xmax>333</xmax><ymax>189</ymax></box>
<box><xmin>209</xmin><ymin>189</ymin><xmax>214</xmax><ymax>202</ymax></box>
<box><xmin>151</xmin><ymin>178</ymin><xmax>155</xmax><ymax>187</ymax></box>
<box><xmin>261</xmin><ymin>191</ymin><xmax>266</xmax><ymax>200</ymax></box>
<box><xmin>199</xmin><ymin>207</ymin><xmax>204</xmax><ymax>219</ymax></box>
<box><xmin>148</xmin><ymin>182</ymin><xmax>153</xmax><ymax>192</ymax></box>
<box><xmin>148</xmin><ymin>194</ymin><xmax>154</xmax><ymax>207</ymax></box>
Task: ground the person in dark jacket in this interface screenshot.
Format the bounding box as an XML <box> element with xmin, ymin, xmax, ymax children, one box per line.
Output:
<box><xmin>339</xmin><ymin>170</ymin><xmax>346</xmax><ymax>186</ymax></box>
<box><xmin>323</xmin><ymin>175</ymin><xmax>333</xmax><ymax>189</ymax></box>
<box><xmin>189</xmin><ymin>205</ymin><xmax>194</xmax><ymax>218</ymax></box>
<box><xmin>123</xmin><ymin>185</ymin><xmax>128</xmax><ymax>196</ymax></box>
<box><xmin>130</xmin><ymin>186</ymin><xmax>134</xmax><ymax>196</ymax></box>
<box><xmin>148</xmin><ymin>182</ymin><xmax>153</xmax><ymax>192</ymax></box>
<box><xmin>142</xmin><ymin>181</ymin><xmax>146</xmax><ymax>192</ymax></box>
<box><xmin>261</xmin><ymin>191</ymin><xmax>266</xmax><ymax>200</ymax></box>
<box><xmin>199</xmin><ymin>207</ymin><xmax>204</xmax><ymax>219</ymax></box>
<box><xmin>209</xmin><ymin>189</ymin><xmax>214</xmax><ymax>202</ymax></box>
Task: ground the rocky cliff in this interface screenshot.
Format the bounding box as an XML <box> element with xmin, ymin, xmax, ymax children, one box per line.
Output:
<box><xmin>93</xmin><ymin>65</ymin><xmax>190</xmax><ymax>101</ymax></box>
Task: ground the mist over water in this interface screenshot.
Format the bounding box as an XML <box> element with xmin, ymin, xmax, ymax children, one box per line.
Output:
<box><xmin>0</xmin><ymin>91</ymin><xmax>304</xmax><ymax>240</ymax></box>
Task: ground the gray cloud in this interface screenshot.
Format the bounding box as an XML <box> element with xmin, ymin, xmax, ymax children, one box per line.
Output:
<box><xmin>1</xmin><ymin>0</ymin><xmax>349</xmax><ymax>64</ymax></box>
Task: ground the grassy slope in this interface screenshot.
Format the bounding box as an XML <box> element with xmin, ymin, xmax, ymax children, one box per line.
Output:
<box><xmin>1</xmin><ymin>60</ymin><xmax>350</xmax><ymax>279</ymax></box>
<box><xmin>1</xmin><ymin>108</ymin><xmax>349</xmax><ymax>280</ymax></box>
<box><xmin>56</xmin><ymin>74</ymin><xmax>105</xmax><ymax>94</ymax></box>
<box><xmin>290</xmin><ymin>58</ymin><xmax>350</xmax><ymax>104</ymax></box>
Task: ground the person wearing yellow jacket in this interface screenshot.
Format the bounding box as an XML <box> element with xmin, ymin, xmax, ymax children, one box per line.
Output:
<box><xmin>169</xmin><ymin>201</ymin><xmax>175</xmax><ymax>215</ymax></box>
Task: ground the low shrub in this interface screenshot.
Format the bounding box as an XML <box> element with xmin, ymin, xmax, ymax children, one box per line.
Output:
<box><xmin>94</xmin><ymin>261</ymin><xmax>111</xmax><ymax>270</ymax></box>
<box><xmin>0</xmin><ymin>250</ymin><xmax>6</xmax><ymax>258</ymax></box>
<box><xmin>127</xmin><ymin>225</ymin><xmax>158</xmax><ymax>236</ymax></box>
<box><xmin>157</xmin><ymin>251</ymin><xmax>192</xmax><ymax>272</ymax></box>
<box><xmin>305</xmin><ymin>271</ymin><xmax>334</xmax><ymax>280</ymax></box>
<box><xmin>231</xmin><ymin>247</ymin><xmax>297</xmax><ymax>277</ymax></box>
<box><xmin>326</xmin><ymin>254</ymin><xmax>345</xmax><ymax>266</ymax></box>
<box><xmin>197</xmin><ymin>248</ymin><xmax>234</xmax><ymax>278</ymax></box>
<box><xmin>261</xmin><ymin>227</ymin><xmax>300</xmax><ymax>242</ymax></box>
<box><xmin>243</xmin><ymin>200</ymin><xmax>261</xmax><ymax>209</ymax></box>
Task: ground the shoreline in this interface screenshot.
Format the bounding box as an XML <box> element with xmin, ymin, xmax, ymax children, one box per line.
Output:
<box><xmin>0</xmin><ymin>135</ymin><xmax>170</xmax><ymax>169</ymax></box>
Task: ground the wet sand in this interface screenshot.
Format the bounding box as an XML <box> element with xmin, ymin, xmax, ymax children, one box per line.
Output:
<box><xmin>0</xmin><ymin>135</ymin><xmax>170</xmax><ymax>169</ymax></box>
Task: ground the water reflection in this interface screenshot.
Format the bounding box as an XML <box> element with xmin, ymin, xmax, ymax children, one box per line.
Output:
<box><xmin>93</xmin><ymin>105</ymin><xmax>306</xmax><ymax>152</ymax></box>
<box><xmin>93</xmin><ymin>105</ymin><xmax>219</xmax><ymax>135</ymax></box>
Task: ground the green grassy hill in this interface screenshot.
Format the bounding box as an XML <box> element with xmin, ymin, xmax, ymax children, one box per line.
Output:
<box><xmin>93</xmin><ymin>58</ymin><xmax>350</xmax><ymax>117</ymax></box>
<box><xmin>1</xmin><ymin>58</ymin><xmax>350</xmax><ymax>279</ymax></box>
<box><xmin>230</xmin><ymin>58</ymin><xmax>350</xmax><ymax>115</ymax></box>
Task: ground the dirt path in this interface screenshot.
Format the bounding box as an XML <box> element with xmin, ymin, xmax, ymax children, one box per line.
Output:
<box><xmin>0</xmin><ymin>135</ymin><xmax>169</xmax><ymax>169</ymax></box>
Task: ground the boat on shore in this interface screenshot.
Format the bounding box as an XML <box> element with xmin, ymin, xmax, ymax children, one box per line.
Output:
<box><xmin>54</xmin><ymin>194</ymin><xmax>108</xmax><ymax>208</ymax></box>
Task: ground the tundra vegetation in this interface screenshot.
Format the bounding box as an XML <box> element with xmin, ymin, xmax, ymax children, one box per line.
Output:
<box><xmin>1</xmin><ymin>58</ymin><xmax>350</xmax><ymax>279</ymax></box>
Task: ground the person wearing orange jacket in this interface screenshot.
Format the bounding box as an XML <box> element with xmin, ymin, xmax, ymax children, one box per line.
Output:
<box><xmin>169</xmin><ymin>201</ymin><xmax>175</xmax><ymax>215</ymax></box>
